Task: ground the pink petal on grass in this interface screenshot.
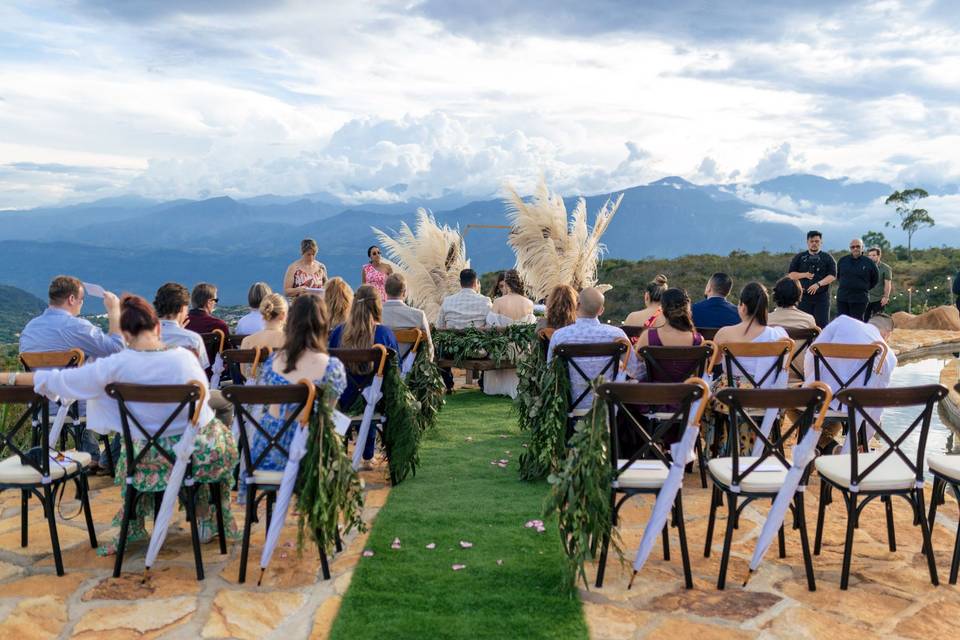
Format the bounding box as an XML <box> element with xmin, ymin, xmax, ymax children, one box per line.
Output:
<box><xmin>459</xmin><ymin>540</ymin><xmax>473</xmax><ymax>548</ymax></box>
<box><xmin>497</xmin><ymin>462</ymin><xmax>508</xmax><ymax>468</ymax></box>
<box><xmin>452</xmin><ymin>564</ymin><xmax>467</xmax><ymax>571</ymax></box>
<box><xmin>362</xmin><ymin>550</ymin><xmax>375</xmax><ymax>557</ymax></box>
<box><xmin>496</xmin><ymin>559</ymin><xmax>504</xmax><ymax>566</ymax></box>
<box><xmin>535</xmin><ymin>526</ymin><xmax>546</xmax><ymax>533</ymax></box>
<box><xmin>426</xmin><ymin>543</ymin><xmax>436</xmax><ymax>550</ymax></box>
<box><xmin>465</xmin><ymin>437</ymin><xmax>473</xmax><ymax>442</ymax></box>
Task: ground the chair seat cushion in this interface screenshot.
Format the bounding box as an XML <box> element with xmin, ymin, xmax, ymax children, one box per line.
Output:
<box><xmin>815</xmin><ymin>451</ymin><xmax>916</xmax><ymax>492</ymax></box>
<box><xmin>0</xmin><ymin>450</ymin><xmax>91</xmax><ymax>485</ymax></box>
<box><xmin>708</xmin><ymin>456</ymin><xmax>790</xmax><ymax>493</ymax></box>
<box><xmin>927</xmin><ymin>454</ymin><xmax>960</xmax><ymax>481</ymax></box>
<box><xmin>614</xmin><ymin>459</ymin><xmax>670</xmax><ymax>489</ymax></box>
<box><xmin>251</xmin><ymin>469</ymin><xmax>284</xmax><ymax>486</ymax></box>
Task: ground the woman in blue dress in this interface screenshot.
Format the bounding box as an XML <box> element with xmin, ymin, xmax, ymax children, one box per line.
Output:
<box><xmin>249</xmin><ymin>294</ymin><xmax>346</xmax><ymax>472</ymax></box>
<box><xmin>329</xmin><ymin>284</ymin><xmax>398</xmax><ymax>469</ymax></box>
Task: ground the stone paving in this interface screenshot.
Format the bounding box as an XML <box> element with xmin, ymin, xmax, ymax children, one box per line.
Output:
<box><xmin>0</xmin><ymin>464</ymin><xmax>390</xmax><ymax>639</ymax></box>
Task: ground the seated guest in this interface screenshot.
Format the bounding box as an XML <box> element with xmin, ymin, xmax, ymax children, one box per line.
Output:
<box><xmin>435</xmin><ymin>269</ymin><xmax>493</xmax><ymax>329</ymax></box>
<box><xmin>485</xmin><ymin>270</ymin><xmax>536</xmax><ymax>398</ymax></box>
<box><xmin>329</xmin><ymin>285</ymin><xmax>399</xmax><ymax>468</ymax></box>
<box><xmin>250</xmin><ymin>295</ymin><xmax>346</xmax><ymax>471</ymax></box>
<box><xmin>20</xmin><ymin>275</ymin><xmax>124</xmax><ymax>470</ymax></box>
<box><xmin>547</xmin><ymin>287</ymin><xmax>645</xmax><ymax>411</ymax></box>
<box><xmin>537</xmin><ymin>284</ymin><xmax>578</xmax><ymax>332</ymax></box>
<box><xmin>635</xmin><ymin>288</ymin><xmax>703</xmax><ymax>379</ymax></box>
<box><xmin>803</xmin><ymin>313</ymin><xmax>897</xmax><ymax>453</ymax></box>
<box><xmin>235</xmin><ymin>282</ymin><xmax>272</xmax><ymax>336</ymax></box>
<box><xmin>624</xmin><ymin>274</ymin><xmax>669</xmax><ymax>328</ymax></box>
<box><xmin>324</xmin><ymin>277</ymin><xmax>354</xmax><ymax>328</ymax></box>
<box><xmin>691</xmin><ymin>272</ymin><xmax>740</xmax><ymax>329</ymax></box>
<box><xmin>240</xmin><ymin>293</ymin><xmax>288</xmax><ymax>352</ymax></box>
<box><xmin>183</xmin><ymin>282</ymin><xmax>230</xmax><ymax>377</ymax></box>
<box><xmin>382</xmin><ymin>273</ymin><xmax>433</xmax><ymax>359</ymax></box>
<box><xmin>768</xmin><ymin>276</ymin><xmax>817</xmax><ymax>330</ymax></box>
<box><xmin>4</xmin><ymin>295</ymin><xmax>239</xmax><ymax>552</ymax></box>
<box><xmin>155</xmin><ymin>282</ymin><xmax>233</xmax><ymax>424</ymax></box>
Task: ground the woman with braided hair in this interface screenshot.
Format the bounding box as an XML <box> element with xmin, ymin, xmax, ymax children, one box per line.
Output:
<box><xmin>624</xmin><ymin>274</ymin><xmax>669</xmax><ymax>328</ymax></box>
<box><xmin>484</xmin><ymin>269</ymin><xmax>536</xmax><ymax>398</ymax></box>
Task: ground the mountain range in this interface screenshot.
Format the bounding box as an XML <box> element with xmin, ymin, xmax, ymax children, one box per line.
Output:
<box><xmin>0</xmin><ymin>173</ymin><xmax>950</xmax><ymax>305</ymax></box>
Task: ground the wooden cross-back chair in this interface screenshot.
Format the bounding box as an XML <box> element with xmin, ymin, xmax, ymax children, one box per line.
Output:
<box><xmin>329</xmin><ymin>346</ymin><xmax>393</xmax><ymax>477</ymax></box>
<box><xmin>0</xmin><ymin>386</ymin><xmax>98</xmax><ymax>576</ymax></box>
<box><xmin>222</xmin><ymin>347</ymin><xmax>271</xmax><ymax>385</ymax></box>
<box><xmin>19</xmin><ymin>349</ymin><xmax>117</xmax><ymax>476</ymax></box>
<box><xmin>200</xmin><ymin>329</ymin><xmax>228</xmax><ymax>385</ymax></box>
<box><xmin>104</xmin><ymin>380</ymin><xmax>224</xmax><ymax>580</ymax></box>
<box><xmin>813</xmin><ymin>384</ymin><xmax>946</xmax><ymax>589</ymax></box>
<box><xmin>595</xmin><ymin>378</ymin><xmax>710</xmax><ymax>589</ymax></box>
<box><xmin>782</xmin><ymin>326</ymin><xmax>820</xmax><ymax>381</ymax></box>
<box><xmin>553</xmin><ymin>340</ymin><xmax>630</xmax><ymax>439</ymax></box>
<box><xmin>536</xmin><ymin>327</ymin><xmax>554</xmax><ymax>358</ymax></box>
<box><xmin>705</xmin><ymin>383</ymin><xmax>831</xmax><ymax>590</ymax></box>
<box><xmin>392</xmin><ymin>328</ymin><xmax>424</xmax><ymax>367</ymax></box>
<box><xmin>697</xmin><ymin>327</ymin><xmax>721</xmax><ymax>341</ymax></box>
<box><xmin>809</xmin><ymin>342</ymin><xmax>886</xmax><ymax>430</ymax></box>
<box><xmin>620</xmin><ymin>324</ymin><xmax>644</xmax><ymax>343</ymax></box>
<box><xmin>927</xmin><ymin>383</ymin><xmax>960</xmax><ymax>584</ymax></box>
<box><xmin>226</xmin><ymin>334</ymin><xmax>247</xmax><ymax>350</ymax></box>
<box><xmin>709</xmin><ymin>340</ymin><xmax>795</xmax><ymax>457</ymax></box>
<box><xmin>636</xmin><ymin>341</ymin><xmax>716</xmax><ymax>488</ymax></box>
<box><xmin>221</xmin><ymin>381</ymin><xmax>326</xmax><ymax>583</ymax></box>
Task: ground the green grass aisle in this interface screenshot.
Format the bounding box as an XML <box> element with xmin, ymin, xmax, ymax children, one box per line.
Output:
<box><xmin>330</xmin><ymin>390</ymin><xmax>588</xmax><ymax>639</ymax></box>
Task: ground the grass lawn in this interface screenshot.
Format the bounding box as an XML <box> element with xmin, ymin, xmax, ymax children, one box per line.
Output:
<box><xmin>330</xmin><ymin>390</ymin><xmax>588</xmax><ymax>640</ymax></box>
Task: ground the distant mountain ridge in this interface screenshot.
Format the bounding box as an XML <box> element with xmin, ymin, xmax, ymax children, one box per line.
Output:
<box><xmin>0</xmin><ymin>173</ymin><xmax>951</xmax><ymax>305</ymax></box>
<box><xmin>0</xmin><ymin>285</ymin><xmax>45</xmax><ymax>343</ymax></box>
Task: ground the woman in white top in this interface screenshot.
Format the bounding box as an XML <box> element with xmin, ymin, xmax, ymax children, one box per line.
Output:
<box><xmin>3</xmin><ymin>295</ymin><xmax>239</xmax><ymax>555</ymax></box>
<box><xmin>484</xmin><ymin>269</ymin><xmax>536</xmax><ymax>398</ymax></box>
<box><xmin>235</xmin><ymin>282</ymin><xmax>271</xmax><ymax>336</ymax></box>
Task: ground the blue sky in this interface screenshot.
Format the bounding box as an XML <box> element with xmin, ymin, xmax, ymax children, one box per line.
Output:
<box><xmin>1</xmin><ymin>0</ymin><xmax>958</xmax><ymax>211</ymax></box>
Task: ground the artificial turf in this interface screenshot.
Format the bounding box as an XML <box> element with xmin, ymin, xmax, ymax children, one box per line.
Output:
<box><xmin>329</xmin><ymin>390</ymin><xmax>588</xmax><ymax>640</ymax></box>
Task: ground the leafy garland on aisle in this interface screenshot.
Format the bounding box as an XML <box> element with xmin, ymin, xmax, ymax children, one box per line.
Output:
<box><xmin>432</xmin><ymin>324</ymin><xmax>538</xmax><ymax>367</ymax></box>
<box><xmin>543</xmin><ymin>389</ymin><xmax>618</xmax><ymax>588</ymax></box>
<box><xmin>380</xmin><ymin>361</ymin><xmax>422</xmax><ymax>483</ymax></box>
<box><xmin>297</xmin><ymin>390</ymin><xmax>366</xmax><ymax>556</ymax></box>
<box><xmin>405</xmin><ymin>346</ymin><xmax>445</xmax><ymax>434</ymax></box>
<box><xmin>517</xmin><ymin>356</ymin><xmax>571</xmax><ymax>480</ymax></box>
<box><xmin>513</xmin><ymin>342</ymin><xmax>546</xmax><ymax>433</ymax></box>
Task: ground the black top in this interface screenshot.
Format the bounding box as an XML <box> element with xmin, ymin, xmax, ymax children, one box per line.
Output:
<box><xmin>836</xmin><ymin>255</ymin><xmax>880</xmax><ymax>303</ymax></box>
<box><xmin>788</xmin><ymin>250</ymin><xmax>837</xmax><ymax>299</ymax></box>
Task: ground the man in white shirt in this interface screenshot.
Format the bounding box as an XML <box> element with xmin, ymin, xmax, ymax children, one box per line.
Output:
<box><xmin>382</xmin><ymin>273</ymin><xmax>434</xmax><ymax>359</ymax></box>
<box><xmin>435</xmin><ymin>269</ymin><xmax>492</xmax><ymax>329</ymax></box>
<box><xmin>548</xmin><ymin>287</ymin><xmax>645</xmax><ymax>411</ymax></box>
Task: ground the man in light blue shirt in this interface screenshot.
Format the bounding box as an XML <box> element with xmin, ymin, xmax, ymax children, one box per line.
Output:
<box><xmin>19</xmin><ymin>275</ymin><xmax>123</xmax><ymax>467</ymax></box>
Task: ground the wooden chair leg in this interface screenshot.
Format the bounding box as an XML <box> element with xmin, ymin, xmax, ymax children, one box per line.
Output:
<box><xmin>778</xmin><ymin>522</ymin><xmax>786</xmax><ymax>559</ymax></box>
<box><xmin>814</xmin><ymin>481</ymin><xmax>829</xmax><ymax>555</ymax></box>
<box><xmin>717</xmin><ymin>492</ymin><xmax>737</xmax><ymax>590</ymax></box>
<box><xmin>674</xmin><ymin>494</ymin><xmax>693</xmax><ymax>589</ymax></box>
<box><xmin>265</xmin><ymin>491</ymin><xmax>275</xmax><ymax>537</ymax></box>
<box><xmin>795</xmin><ymin>493</ymin><xmax>816</xmax><ymax>591</ymax></box>
<box><xmin>882</xmin><ymin>495</ymin><xmax>897</xmax><ymax>552</ymax></box>
<box><xmin>113</xmin><ymin>486</ymin><xmax>139</xmax><ymax>578</ymax></box>
<box><xmin>595</xmin><ymin>490</ymin><xmax>616</xmax><ymax>588</ymax></box>
<box><xmin>79</xmin><ymin>474</ymin><xmax>98</xmax><ymax>548</ymax></box>
<box><xmin>43</xmin><ymin>484</ymin><xmax>64</xmax><ymax>576</ymax></box>
<box><xmin>915</xmin><ymin>489</ymin><xmax>939</xmax><ymax>586</ymax></box>
<box><xmin>317</xmin><ymin>529</ymin><xmax>331</xmax><ymax>581</ymax></box>
<box><xmin>184</xmin><ymin>485</ymin><xmax>205</xmax><ymax>581</ymax></box>
<box><xmin>662</xmin><ymin>522</ymin><xmax>670</xmax><ymax>561</ymax></box>
<box><xmin>238</xmin><ymin>485</ymin><xmax>256</xmax><ymax>584</ymax></box>
<box><xmin>925</xmin><ymin>477</ymin><xmax>942</xmax><ymax>556</ymax></box>
<box><xmin>840</xmin><ymin>493</ymin><xmax>856</xmax><ymax>590</ymax></box>
<box><xmin>20</xmin><ymin>489</ymin><xmax>29</xmax><ymax>547</ymax></box>
<box><xmin>704</xmin><ymin>485</ymin><xmax>719</xmax><ymax>558</ymax></box>
<box><xmin>695</xmin><ymin>438</ymin><xmax>708</xmax><ymax>489</ymax></box>
<box><xmin>211</xmin><ymin>483</ymin><xmax>227</xmax><ymax>554</ymax></box>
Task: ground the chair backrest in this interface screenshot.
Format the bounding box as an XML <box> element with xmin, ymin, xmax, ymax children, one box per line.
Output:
<box><xmin>226</xmin><ymin>334</ymin><xmax>247</xmax><ymax>350</ymax></box>
<box><xmin>637</xmin><ymin>341</ymin><xmax>716</xmax><ymax>384</ymax></box>
<box><xmin>711</xmin><ymin>340</ymin><xmax>795</xmax><ymax>389</ymax></box>
<box><xmin>222</xmin><ymin>347</ymin><xmax>271</xmax><ymax>384</ymax></box>
<box><xmin>0</xmin><ymin>386</ymin><xmax>51</xmax><ymax>477</ymax></box>
<box><xmin>782</xmin><ymin>326</ymin><xmax>820</xmax><ymax>379</ymax></box>
<box><xmin>104</xmin><ymin>381</ymin><xmax>206</xmax><ymax>477</ymax></box>
<box><xmin>200</xmin><ymin>329</ymin><xmax>226</xmax><ymax>356</ymax></box>
<box><xmin>329</xmin><ymin>345</ymin><xmax>392</xmax><ymax>410</ymax></box>
<box><xmin>620</xmin><ymin>325</ymin><xmax>644</xmax><ymax>340</ymax></box>
<box><xmin>536</xmin><ymin>327</ymin><xmax>554</xmax><ymax>357</ymax></box>
<box><xmin>221</xmin><ymin>381</ymin><xmax>315</xmax><ymax>474</ymax></box>
<box><xmin>810</xmin><ymin>342</ymin><xmax>886</xmax><ymax>395</ymax></box>
<box><xmin>597</xmin><ymin>378</ymin><xmax>710</xmax><ymax>478</ymax></box>
<box><xmin>838</xmin><ymin>385</ymin><xmax>947</xmax><ymax>489</ymax></box>
<box><xmin>698</xmin><ymin>327</ymin><xmax>720</xmax><ymax>341</ymax></box>
<box><xmin>554</xmin><ymin>341</ymin><xmax>630</xmax><ymax>412</ymax></box>
<box><xmin>715</xmin><ymin>383</ymin><xmax>832</xmax><ymax>488</ymax></box>
<box><xmin>392</xmin><ymin>328</ymin><xmax>424</xmax><ymax>364</ymax></box>
<box><xmin>19</xmin><ymin>349</ymin><xmax>85</xmax><ymax>371</ymax></box>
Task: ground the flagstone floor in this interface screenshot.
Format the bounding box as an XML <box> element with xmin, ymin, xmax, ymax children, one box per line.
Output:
<box><xmin>0</xmin><ymin>464</ymin><xmax>390</xmax><ymax>639</ymax></box>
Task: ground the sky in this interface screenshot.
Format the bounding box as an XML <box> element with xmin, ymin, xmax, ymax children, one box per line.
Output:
<box><xmin>1</xmin><ymin>0</ymin><xmax>959</xmax><ymax>212</ymax></box>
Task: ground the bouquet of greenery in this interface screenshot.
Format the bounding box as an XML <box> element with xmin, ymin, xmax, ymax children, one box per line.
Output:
<box><xmin>432</xmin><ymin>324</ymin><xmax>538</xmax><ymax>367</ymax></box>
<box><xmin>297</xmin><ymin>391</ymin><xmax>366</xmax><ymax>556</ymax></box>
<box><xmin>518</xmin><ymin>356</ymin><xmax>570</xmax><ymax>480</ymax></box>
<box><xmin>404</xmin><ymin>346</ymin><xmax>445</xmax><ymax>434</ymax></box>
<box><xmin>380</xmin><ymin>362</ymin><xmax>422</xmax><ymax>484</ymax></box>
<box><xmin>513</xmin><ymin>343</ymin><xmax>546</xmax><ymax>433</ymax></box>
<box><xmin>544</xmin><ymin>391</ymin><xmax>618</xmax><ymax>589</ymax></box>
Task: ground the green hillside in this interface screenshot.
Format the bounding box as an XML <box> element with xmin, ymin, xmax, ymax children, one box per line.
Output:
<box><xmin>0</xmin><ymin>284</ymin><xmax>45</xmax><ymax>343</ymax></box>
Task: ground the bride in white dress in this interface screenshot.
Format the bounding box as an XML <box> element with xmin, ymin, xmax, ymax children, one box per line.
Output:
<box><xmin>484</xmin><ymin>270</ymin><xmax>536</xmax><ymax>399</ymax></box>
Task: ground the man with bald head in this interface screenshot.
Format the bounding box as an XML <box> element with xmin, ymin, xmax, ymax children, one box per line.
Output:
<box><xmin>547</xmin><ymin>287</ymin><xmax>645</xmax><ymax>410</ymax></box>
<box><xmin>836</xmin><ymin>237</ymin><xmax>879</xmax><ymax>321</ymax></box>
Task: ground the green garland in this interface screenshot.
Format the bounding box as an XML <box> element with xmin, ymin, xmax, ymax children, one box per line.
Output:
<box><xmin>518</xmin><ymin>356</ymin><xmax>571</xmax><ymax>480</ymax></box>
<box><xmin>380</xmin><ymin>361</ymin><xmax>422</xmax><ymax>483</ymax></box>
<box><xmin>544</xmin><ymin>390</ymin><xmax>619</xmax><ymax>589</ymax></box>
<box><xmin>432</xmin><ymin>324</ymin><xmax>538</xmax><ymax>367</ymax></box>
<box><xmin>297</xmin><ymin>391</ymin><xmax>366</xmax><ymax>556</ymax></box>
<box><xmin>405</xmin><ymin>346</ymin><xmax>445</xmax><ymax>433</ymax></box>
<box><xmin>513</xmin><ymin>343</ymin><xmax>546</xmax><ymax>433</ymax></box>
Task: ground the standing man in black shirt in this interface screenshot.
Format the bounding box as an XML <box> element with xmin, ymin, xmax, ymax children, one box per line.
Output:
<box><xmin>836</xmin><ymin>237</ymin><xmax>879</xmax><ymax>321</ymax></box>
<box><xmin>788</xmin><ymin>230</ymin><xmax>837</xmax><ymax>328</ymax></box>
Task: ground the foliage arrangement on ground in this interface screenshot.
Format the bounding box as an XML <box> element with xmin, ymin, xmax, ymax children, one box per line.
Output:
<box><xmin>432</xmin><ymin>324</ymin><xmax>538</xmax><ymax>367</ymax></box>
<box><xmin>518</xmin><ymin>356</ymin><xmax>571</xmax><ymax>480</ymax></box>
<box><xmin>404</xmin><ymin>346</ymin><xmax>445</xmax><ymax>433</ymax></box>
<box><xmin>330</xmin><ymin>391</ymin><xmax>587</xmax><ymax>640</ymax></box>
<box><xmin>380</xmin><ymin>362</ymin><xmax>422</xmax><ymax>483</ymax></box>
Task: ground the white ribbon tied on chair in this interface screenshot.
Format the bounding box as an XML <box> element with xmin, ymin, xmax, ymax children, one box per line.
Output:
<box><xmin>144</xmin><ymin>423</ymin><xmax>199</xmax><ymax>569</ymax></box>
<box><xmin>49</xmin><ymin>399</ymin><xmax>76</xmax><ymax>447</ymax></box>
<box><xmin>400</xmin><ymin>350</ymin><xmax>416</xmax><ymax>378</ymax></box>
<box><xmin>260</xmin><ymin>422</ymin><xmax>310</xmax><ymax>573</ymax></box>
<box><xmin>748</xmin><ymin>360</ymin><xmax>789</xmax><ymax>458</ymax></box>
<box><xmin>632</xmin><ymin>386</ymin><xmax>707</xmax><ymax>573</ymax></box>
<box><xmin>748</xmin><ymin>424</ymin><xmax>819</xmax><ymax>572</ymax></box>
<box><xmin>351</xmin><ymin>375</ymin><xmax>384</xmax><ymax>470</ymax></box>
<box><xmin>211</xmin><ymin>353</ymin><xmax>225</xmax><ymax>389</ymax></box>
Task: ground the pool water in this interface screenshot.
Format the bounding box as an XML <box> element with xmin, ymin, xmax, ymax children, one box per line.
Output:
<box><xmin>882</xmin><ymin>356</ymin><xmax>958</xmax><ymax>468</ymax></box>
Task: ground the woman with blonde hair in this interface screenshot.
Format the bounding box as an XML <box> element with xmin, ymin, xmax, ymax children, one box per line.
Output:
<box><xmin>624</xmin><ymin>274</ymin><xmax>668</xmax><ymax>328</ymax></box>
<box><xmin>240</xmin><ymin>293</ymin><xmax>288</xmax><ymax>374</ymax></box>
<box><xmin>329</xmin><ymin>285</ymin><xmax>398</xmax><ymax>467</ymax></box>
<box><xmin>324</xmin><ymin>277</ymin><xmax>353</xmax><ymax>327</ymax></box>
<box><xmin>283</xmin><ymin>238</ymin><xmax>327</xmax><ymax>297</ymax></box>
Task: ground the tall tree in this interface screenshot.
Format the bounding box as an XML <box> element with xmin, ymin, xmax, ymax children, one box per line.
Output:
<box><xmin>862</xmin><ymin>230</ymin><xmax>891</xmax><ymax>254</ymax></box>
<box><xmin>885</xmin><ymin>188</ymin><xmax>932</xmax><ymax>261</ymax></box>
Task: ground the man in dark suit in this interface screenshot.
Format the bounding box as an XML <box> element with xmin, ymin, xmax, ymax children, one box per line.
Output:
<box><xmin>691</xmin><ymin>272</ymin><xmax>740</xmax><ymax>329</ymax></box>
